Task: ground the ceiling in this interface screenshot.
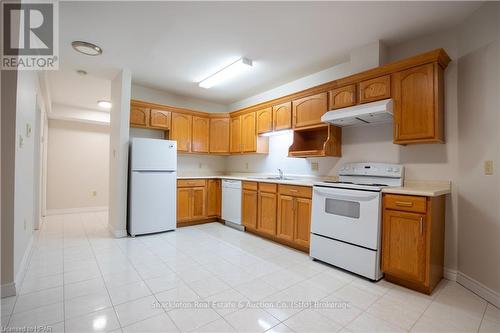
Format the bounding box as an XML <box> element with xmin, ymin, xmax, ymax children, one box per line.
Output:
<box><xmin>59</xmin><ymin>1</ymin><xmax>480</xmax><ymax>105</ymax></box>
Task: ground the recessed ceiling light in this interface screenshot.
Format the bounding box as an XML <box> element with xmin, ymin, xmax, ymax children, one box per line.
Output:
<box><xmin>198</xmin><ymin>57</ymin><xmax>253</xmax><ymax>89</ymax></box>
<box><xmin>72</xmin><ymin>41</ymin><xmax>103</xmax><ymax>56</ymax></box>
<box><xmin>97</xmin><ymin>100</ymin><xmax>112</xmax><ymax>110</ymax></box>
<box><xmin>76</xmin><ymin>69</ymin><xmax>87</xmax><ymax>76</ymax></box>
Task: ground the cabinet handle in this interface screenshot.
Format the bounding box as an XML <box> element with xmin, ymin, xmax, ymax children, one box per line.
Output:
<box><xmin>289</xmin><ymin>189</ymin><xmax>298</xmax><ymax>193</ymax></box>
<box><xmin>395</xmin><ymin>124</ymin><xmax>400</xmax><ymax>138</ymax></box>
<box><xmin>395</xmin><ymin>201</ymin><xmax>413</xmax><ymax>207</ymax></box>
<box><xmin>292</xmin><ymin>199</ymin><xmax>296</xmax><ymax>212</ymax></box>
<box><xmin>419</xmin><ymin>216</ymin><xmax>424</xmax><ymax>235</ymax></box>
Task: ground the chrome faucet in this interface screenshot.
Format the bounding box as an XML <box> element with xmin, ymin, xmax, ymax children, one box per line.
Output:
<box><xmin>278</xmin><ymin>168</ymin><xmax>284</xmax><ymax>180</ymax></box>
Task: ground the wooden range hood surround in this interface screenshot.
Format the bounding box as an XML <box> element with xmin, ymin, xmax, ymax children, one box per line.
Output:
<box><xmin>288</xmin><ymin>125</ymin><xmax>341</xmax><ymax>158</ymax></box>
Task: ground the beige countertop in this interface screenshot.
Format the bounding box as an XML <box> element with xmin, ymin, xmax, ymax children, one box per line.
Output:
<box><xmin>177</xmin><ymin>175</ymin><xmax>451</xmax><ymax>196</ymax></box>
<box><xmin>381</xmin><ymin>180</ymin><xmax>451</xmax><ymax>197</ymax></box>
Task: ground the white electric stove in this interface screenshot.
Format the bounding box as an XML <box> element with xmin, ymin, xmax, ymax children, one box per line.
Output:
<box><xmin>310</xmin><ymin>162</ymin><xmax>404</xmax><ymax>280</ymax></box>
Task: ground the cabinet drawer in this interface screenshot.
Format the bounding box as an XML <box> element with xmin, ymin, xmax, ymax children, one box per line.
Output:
<box><xmin>279</xmin><ymin>185</ymin><xmax>312</xmax><ymax>198</ymax></box>
<box><xmin>259</xmin><ymin>183</ymin><xmax>277</xmax><ymax>193</ymax></box>
<box><xmin>177</xmin><ymin>179</ymin><xmax>206</xmax><ymax>188</ymax></box>
<box><xmin>243</xmin><ymin>181</ymin><xmax>258</xmax><ymax>191</ymax></box>
<box><xmin>384</xmin><ymin>194</ymin><xmax>426</xmax><ymax>213</ymax></box>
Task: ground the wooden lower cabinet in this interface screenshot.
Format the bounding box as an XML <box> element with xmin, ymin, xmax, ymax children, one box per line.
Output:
<box><xmin>206</xmin><ymin>179</ymin><xmax>221</xmax><ymax>217</ymax></box>
<box><xmin>382</xmin><ymin>193</ymin><xmax>446</xmax><ymax>294</ymax></box>
<box><xmin>294</xmin><ymin>197</ymin><xmax>312</xmax><ymax>248</ymax></box>
<box><xmin>177</xmin><ymin>179</ymin><xmax>220</xmax><ymax>226</ymax></box>
<box><xmin>242</xmin><ymin>188</ymin><xmax>258</xmax><ymax>229</ymax></box>
<box><xmin>257</xmin><ymin>191</ymin><xmax>277</xmax><ymax>236</ymax></box>
<box><xmin>277</xmin><ymin>195</ymin><xmax>294</xmax><ymax>241</ymax></box>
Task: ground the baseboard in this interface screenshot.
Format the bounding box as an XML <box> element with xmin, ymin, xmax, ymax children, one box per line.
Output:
<box><xmin>1</xmin><ymin>282</ymin><xmax>16</xmax><ymax>298</ymax></box>
<box><xmin>14</xmin><ymin>234</ymin><xmax>34</xmax><ymax>292</ymax></box>
<box><xmin>109</xmin><ymin>227</ymin><xmax>127</xmax><ymax>238</ymax></box>
<box><xmin>443</xmin><ymin>267</ymin><xmax>457</xmax><ymax>281</ymax></box>
<box><xmin>457</xmin><ymin>271</ymin><xmax>500</xmax><ymax>308</ymax></box>
<box><xmin>46</xmin><ymin>206</ymin><xmax>108</xmax><ymax>216</ymax></box>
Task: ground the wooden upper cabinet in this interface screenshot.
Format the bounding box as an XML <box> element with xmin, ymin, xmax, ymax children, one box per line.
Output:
<box><xmin>292</xmin><ymin>92</ymin><xmax>328</xmax><ymax>128</ymax></box>
<box><xmin>242</xmin><ymin>189</ymin><xmax>258</xmax><ymax>229</ymax></box>
<box><xmin>149</xmin><ymin>109</ymin><xmax>171</xmax><ymax>129</ymax></box>
<box><xmin>191</xmin><ymin>116</ymin><xmax>209</xmax><ymax>153</ymax></box>
<box><xmin>241</xmin><ymin>112</ymin><xmax>256</xmax><ymax>152</ymax></box>
<box><xmin>273</xmin><ymin>101</ymin><xmax>292</xmax><ymax>131</ymax></box>
<box><xmin>359</xmin><ymin>75</ymin><xmax>391</xmax><ymax>103</ymax></box>
<box><xmin>329</xmin><ymin>85</ymin><xmax>356</xmax><ymax>110</ymax></box>
<box><xmin>230</xmin><ymin>116</ymin><xmax>241</xmax><ymax>153</ymax></box>
<box><xmin>130</xmin><ymin>107</ymin><xmax>150</xmax><ymax>127</ymax></box>
<box><xmin>382</xmin><ymin>210</ymin><xmax>427</xmax><ymax>284</ymax></box>
<box><xmin>171</xmin><ymin>113</ymin><xmax>192</xmax><ymax>152</ymax></box>
<box><xmin>392</xmin><ymin>63</ymin><xmax>442</xmax><ymax>144</ymax></box>
<box><xmin>256</xmin><ymin>107</ymin><xmax>273</xmax><ymax>134</ymax></box>
<box><xmin>209</xmin><ymin>117</ymin><xmax>230</xmax><ymax>154</ymax></box>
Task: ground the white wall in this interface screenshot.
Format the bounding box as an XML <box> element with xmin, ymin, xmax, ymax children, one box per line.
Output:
<box><xmin>456</xmin><ymin>2</ymin><xmax>500</xmax><ymax>301</ymax></box>
<box><xmin>50</xmin><ymin>103</ymin><xmax>110</xmax><ymax>125</ymax></box>
<box><xmin>46</xmin><ymin>120</ymin><xmax>110</xmax><ymax>211</ymax></box>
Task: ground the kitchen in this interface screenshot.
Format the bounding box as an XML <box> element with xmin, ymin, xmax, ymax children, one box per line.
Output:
<box><xmin>2</xmin><ymin>1</ymin><xmax>500</xmax><ymax>333</ymax></box>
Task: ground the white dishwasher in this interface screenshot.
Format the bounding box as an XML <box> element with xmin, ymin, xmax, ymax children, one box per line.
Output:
<box><xmin>222</xmin><ymin>179</ymin><xmax>243</xmax><ymax>230</ymax></box>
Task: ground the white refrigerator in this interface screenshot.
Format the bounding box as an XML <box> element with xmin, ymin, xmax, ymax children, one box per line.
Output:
<box><xmin>128</xmin><ymin>138</ymin><xmax>177</xmax><ymax>236</ymax></box>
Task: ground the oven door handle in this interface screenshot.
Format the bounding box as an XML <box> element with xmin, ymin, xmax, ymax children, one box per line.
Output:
<box><xmin>313</xmin><ymin>188</ymin><xmax>379</xmax><ymax>201</ymax></box>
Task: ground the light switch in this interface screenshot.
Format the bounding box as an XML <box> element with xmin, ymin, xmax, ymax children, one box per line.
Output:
<box><xmin>198</xmin><ymin>162</ymin><xmax>202</xmax><ymax>169</ymax></box>
<box><xmin>245</xmin><ymin>162</ymin><xmax>249</xmax><ymax>170</ymax></box>
<box><xmin>484</xmin><ymin>160</ymin><xmax>494</xmax><ymax>175</ymax></box>
<box><xmin>92</xmin><ymin>191</ymin><xmax>97</xmax><ymax>197</ymax></box>
<box><xmin>19</xmin><ymin>135</ymin><xmax>24</xmax><ymax>148</ymax></box>
<box><xmin>26</xmin><ymin>123</ymin><xmax>32</xmax><ymax>137</ymax></box>
<box><xmin>311</xmin><ymin>161</ymin><xmax>319</xmax><ymax>171</ymax></box>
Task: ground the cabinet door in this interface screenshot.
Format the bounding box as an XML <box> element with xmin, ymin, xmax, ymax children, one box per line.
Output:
<box><xmin>209</xmin><ymin>118</ymin><xmax>230</xmax><ymax>153</ymax></box>
<box><xmin>242</xmin><ymin>189</ymin><xmax>257</xmax><ymax>229</ymax></box>
<box><xmin>294</xmin><ymin>198</ymin><xmax>311</xmax><ymax>248</ymax></box>
<box><xmin>150</xmin><ymin>109</ymin><xmax>171</xmax><ymax>129</ymax></box>
<box><xmin>130</xmin><ymin>107</ymin><xmax>150</xmax><ymax>127</ymax></box>
<box><xmin>277</xmin><ymin>195</ymin><xmax>294</xmax><ymax>242</ymax></box>
<box><xmin>177</xmin><ymin>188</ymin><xmax>192</xmax><ymax>222</ymax></box>
<box><xmin>382</xmin><ymin>210</ymin><xmax>427</xmax><ymax>284</ymax></box>
<box><xmin>241</xmin><ymin>112</ymin><xmax>256</xmax><ymax>152</ymax></box>
<box><xmin>192</xmin><ymin>187</ymin><xmax>206</xmax><ymax>220</ymax></box>
<box><xmin>359</xmin><ymin>75</ymin><xmax>391</xmax><ymax>103</ymax></box>
<box><xmin>329</xmin><ymin>85</ymin><xmax>356</xmax><ymax>110</ymax></box>
<box><xmin>230</xmin><ymin>116</ymin><xmax>241</xmax><ymax>153</ymax></box>
<box><xmin>206</xmin><ymin>179</ymin><xmax>220</xmax><ymax>217</ymax></box>
<box><xmin>392</xmin><ymin>63</ymin><xmax>437</xmax><ymax>143</ymax></box>
<box><xmin>273</xmin><ymin>101</ymin><xmax>292</xmax><ymax>131</ymax></box>
<box><xmin>257</xmin><ymin>192</ymin><xmax>277</xmax><ymax>236</ymax></box>
<box><xmin>257</xmin><ymin>107</ymin><xmax>273</xmax><ymax>134</ymax></box>
<box><xmin>171</xmin><ymin>113</ymin><xmax>192</xmax><ymax>152</ymax></box>
<box><xmin>292</xmin><ymin>93</ymin><xmax>328</xmax><ymax>128</ymax></box>
<box><xmin>192</xmin><ymin>116</ymin><xmax>209</xmax><ymax>153</ymax></box>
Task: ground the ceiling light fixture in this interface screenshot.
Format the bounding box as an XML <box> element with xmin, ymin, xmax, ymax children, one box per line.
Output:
<box><xmin>97</xmin><ymin>100</ymin><xmax>112</xmax><ymax>110</ymax></box>
<box><xmin>198</xmin><ymin>57</ymin><xmax>253</xmax><ymax>89</ymax></box>
<box><xmin>72</xmin><ymin>41</ymin><xmax>103</xmax><ymax>56</ymax></box>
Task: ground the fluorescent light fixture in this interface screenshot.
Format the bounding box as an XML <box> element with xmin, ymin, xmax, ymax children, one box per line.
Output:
<box><xmin>260</xmin><ymin>129</ymin><xmax>293</xmax><ymax>137</ymax></box>
<box><xmin>198</xmin><ymin>57</ymin><xmax>253</xmax><ymax>88</ymax></box>
<box><xmin>97</xmin><ymin>100</ymin><xmax>112</xmax><ymax>110</ymax></box>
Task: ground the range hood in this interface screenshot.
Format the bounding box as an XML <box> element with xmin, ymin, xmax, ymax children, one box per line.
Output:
<box><xmin>321</xmin><ymin>99</ymin><xmax>393</xmax><ymax>127</ymax></box>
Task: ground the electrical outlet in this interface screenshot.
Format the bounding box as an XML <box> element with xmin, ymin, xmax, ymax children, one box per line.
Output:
<box><xmin>245</xmin><ymin>162</ymin><xmax>249</xmax><ymax>170</ymax></box>
<box><xmin>92</xmin><ymin>191</ymin><xmax>97</xmax><ymax>197</ymax></box>
<box><xmin>198</xmin><ymin>162</ymin><xmax>202</xmax><ymax>169</ymax></box>
<box><xmin>26</xmin><ymin>123</ymin><xmax>32</xmax><ymax>138</ymax></box>
<box><xmin>484</xmin><ymin>160</ymin><xmax>494</xmax><ymax>175</ymax></box>
<box><xmin>311</xmin><ymin>161</ymin><xmax>319</xmax><ymax>171</ymax></box>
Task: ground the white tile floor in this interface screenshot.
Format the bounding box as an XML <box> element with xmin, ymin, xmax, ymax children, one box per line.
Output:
<box><xmin>2</xmin><ymin>212</ymin><xmax>499</xmax><ymax>332</ymax></box>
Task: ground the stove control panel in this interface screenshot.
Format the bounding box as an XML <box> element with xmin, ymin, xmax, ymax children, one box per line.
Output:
<box><xmin>339</xmin><ymin>163</ymin><xmax>404</xmax><ymax>178</ymax></box>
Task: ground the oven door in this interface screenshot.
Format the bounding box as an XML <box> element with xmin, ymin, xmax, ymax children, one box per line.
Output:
<box><xmin>311</xmin><ymin>186</ymin><xmax>381</xmax><ymax>250</ymax></box>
